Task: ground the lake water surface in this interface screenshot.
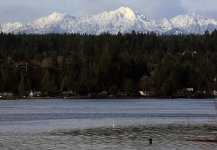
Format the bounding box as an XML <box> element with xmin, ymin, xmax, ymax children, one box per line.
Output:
<box><xmin>0</xmin><ymin>98</ymin><xmax>216</xmax><ymax>149</ymax></box>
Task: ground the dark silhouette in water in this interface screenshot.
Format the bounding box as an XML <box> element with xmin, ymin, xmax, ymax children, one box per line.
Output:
<box><xmin>149</xmin><ymin>138</ymin><xmax>152</xmax><ymax>145</ymax></box>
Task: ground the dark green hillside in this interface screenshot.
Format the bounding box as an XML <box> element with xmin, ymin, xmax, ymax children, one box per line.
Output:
<box><xmin>1</xmin><ymin>30</ymin><xmax>217</xmax><ymax>97</ymax></box>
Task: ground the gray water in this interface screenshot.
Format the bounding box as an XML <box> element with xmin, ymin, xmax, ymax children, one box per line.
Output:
<box><xmin>0</xmin><ymin>98</ymin><xmax>216</xmax><ymax>150</ymax></box>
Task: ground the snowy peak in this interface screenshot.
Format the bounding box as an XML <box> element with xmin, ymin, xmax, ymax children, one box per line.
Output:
<box><xmin>1</xmin><ymin>7</ymin><xmax>217</xmax><ymax>35</ymax></box>
<box><xmin>47</xmin><ymin>12</ymin><xmax>76</xmax><ymax>21</ymax></box>
<box><xmin>32</xmin><ymin>12</ymin><xmax>75</xmax><ymax>25</ymax></box>
<box><xmin>170</xmin><ymin>12</ymin><xmax>217</xmax><ymax>33</ymax></box>
<box><xmin>171</xmin><ymin>12</ymin><xmax>205</xmax><ymax>27</ymax></box>
<box><xmin>1</xmin><ymin>22</ymin><xmax>22</xmax><ymax>33</ymax></box>
<box><xmin>48</xmin><ymin>12</ymin><xmax>65</xmax><ymax>21</ymax></box>
<box><xmin>189</xmin><ymin>12</ymin><xmax>205</xmax><ymax>20</ymax></box>
<box><xmin>114</xmin><ymin>7</ymin><xmax>137</xmax><ymax>21</ymax></box>
<box><xmin>157</xmin><ymin>18</ymin><xmax>173</xmax><ymax>31</ymax></box>
<box><xmin>114</xmin><ymin>7</ymin><xmax>149</xmax><ymax>22</ymax></box>
<box><xmin>96</xmin><ymin>7</ymin><xmax>146</xmax><ymax>23</ymax></box>
<box><xmin>15</xmin><ymin>12</ymin><xmax>78</xmax><ymax>34</ymax></box>
<box><xmin>116</xmin><ymin>7</ymin><xmax>134</xmax><ymax>13</ymax></box>
<box><xmin>92</xmin><ymin>7</ymin><xmax>157</xmax><ymax>34</ymax></box>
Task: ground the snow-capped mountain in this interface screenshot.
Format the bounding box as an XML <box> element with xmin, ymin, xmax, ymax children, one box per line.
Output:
<box><xmin>16</xmin><ymin>12</ymin><xmax>77</xmax><ymax>34</ymax></box>
<box><xmin>0</xmin><ymin>22</ymin><xmax>22</xmax><ymax>33</ymax></box>
<box><xmin>170</xmin><ymin>12</ymin><xmax>217</xmax><ymax>34</ymax></box>
<box><xmin>1</xmin><ymin>7</ymin><xmax>217</xmax><ymax>35</ymax></box>
<box><xmin>157</xmin><ymin>18</ymin><xmax>173</xmax><ymax>31</ymax></box>
<box><xmin>91</xmin><ymin>7</ymin><xmax>161</xmax><ymax>34</ymax></box>
<box><xmin>164</xmin><ymin>28</ymin><xmax>189</xmax><ymax>35</ymax></box>
<box><xmin>15</xmin><ymin>7</ymin><xmax>160</xmax><ymax>35</ymax></box>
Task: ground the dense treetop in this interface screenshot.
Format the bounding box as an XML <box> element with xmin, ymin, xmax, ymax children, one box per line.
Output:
<box><xmin>0</xmin><ymin>30</ymin><xmax>217</xmax><ymax>97</ymax></box>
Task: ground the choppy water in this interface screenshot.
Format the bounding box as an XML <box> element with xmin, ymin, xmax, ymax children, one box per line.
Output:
<box><xmin>0</xmin><ymin>98</ymin><xmax>216</xmax><ymax>149</ymax></box>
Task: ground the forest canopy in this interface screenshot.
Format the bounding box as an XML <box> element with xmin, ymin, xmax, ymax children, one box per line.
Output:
<box><xmin>1</xmin><ymin>30</ymin><xmax>217</xmax><ymax>97</ymax></box>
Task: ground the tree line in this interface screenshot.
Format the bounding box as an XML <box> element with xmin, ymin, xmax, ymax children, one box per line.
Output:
<box><xmin>0</xmin><ymin>30</ymin><xmax>217</xmax><ymax>97</ymax></box>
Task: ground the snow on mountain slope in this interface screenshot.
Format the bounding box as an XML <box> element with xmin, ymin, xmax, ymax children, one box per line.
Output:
<box><xmin>92</xmin><ymin>7</ymin><xmax>160</xmax><ymax>34</ymax></box>
<box><xmin>170</xmin><ymin>12</ymin><xmax>217</xmax><ymax>34</ymax></box>
<box><xmin>157</xmin><ymin>18</ymin><xmax>173</xmax><ymax>31</ymax></box>
<box><xmin>16</xmin><ymin>12</ymin><xmax>77</xmax><ymax>34</ymax></box>
<box><xmin>16</xmin><ymin>7</ymin><xmax>160</xmax><ymax>35</ymax></box>
<box><xmin>164</xmin><ymin>28</ymin><xmax>189</xmax><ymax>35</ymax></box>
<box><xmin>2</xmin><ymin>7</ymin><xmax>217</xmax><ymax>35</ymax></box>
<box><xmin>1</xmin><ymin>22</ymin><xmax>22</xmax><ymax>33</ymax></box>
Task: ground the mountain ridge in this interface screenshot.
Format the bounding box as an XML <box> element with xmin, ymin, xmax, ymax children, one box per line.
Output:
<box><xmin>1</xmin><ymin>7</ymin><xmax>217</xmax><ymax>35</ymax></box>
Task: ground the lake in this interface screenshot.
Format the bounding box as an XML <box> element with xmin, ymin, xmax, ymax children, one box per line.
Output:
<box><xmin>0</xmin><ymin>98</ymin><xmax>216</xmax><ymax>149</ymax></box>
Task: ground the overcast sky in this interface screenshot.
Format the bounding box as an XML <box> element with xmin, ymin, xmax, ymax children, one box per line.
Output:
<box><xmin>1</xmin><ymin>0</ymin><xmax>217</xmax><ymax>24</ymax></box>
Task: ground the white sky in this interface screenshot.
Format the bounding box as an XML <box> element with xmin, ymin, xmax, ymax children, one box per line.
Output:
<box><xmin>1</xmin><ymin>0</ymin><xmax>217</xmax><ymax>24</ymax></box>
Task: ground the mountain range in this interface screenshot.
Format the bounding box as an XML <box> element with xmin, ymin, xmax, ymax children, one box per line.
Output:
<box><xmin>1</xmin><ymin>7</ymin><xmax>217</xmax><ymax>35</ymax></box>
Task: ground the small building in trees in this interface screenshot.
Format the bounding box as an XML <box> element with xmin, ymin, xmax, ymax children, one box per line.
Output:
<box><xmin>139</xmin><ymin>91</ymin><xmax>152</xmax><ymax>97</ymax></box>
<box><xmin>62</xmin><ymin>91</ymin><xmax>75</xmax><ymax>97</ymax></box>
<box><xmin>28</xmin><ymin>90</ymin><xmax>42</xmax><ymax>97</ymax></box>
<box><xmin>3</xmin><ymin>92</ymin><xmax>13</xmax><ymax>97</ymax></box>
<box><xmin>213</xmin><ymin>90</ymin><xmax>217</xmax><ymax>96</ymax></box>
<box><xmin>117</xmin><ymin>92</ymin><xmax>128</xmax><ymax>97</ymax></box>
<box><xmin>15</xmin><ymin>61</ymin><xmax>40</xmax><ymax>69</ymax></box>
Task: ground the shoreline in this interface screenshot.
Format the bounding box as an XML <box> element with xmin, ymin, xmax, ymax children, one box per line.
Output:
<box><xmin>0</xmin><ymin>96</ymin><xmax>217</xmax><ymax>100</ymax></box>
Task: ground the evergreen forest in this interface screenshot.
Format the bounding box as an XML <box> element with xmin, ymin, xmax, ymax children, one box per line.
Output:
<box><xmin>1</xmin><ymin>30</ymin><xmax>217</xmax><ymax>97</ymax></box>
